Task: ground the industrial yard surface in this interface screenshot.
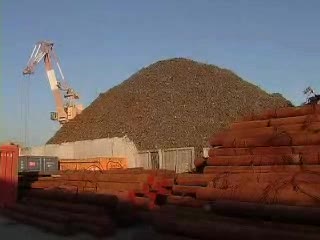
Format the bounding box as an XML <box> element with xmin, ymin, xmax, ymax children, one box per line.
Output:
<box><xmin>0</xmin><ymin>216</ymin><xmax>152</xmax><ymax>240</ymax></box>
<box><xmin>1</xmin><ymin>2</ymin><xmax>320</xmax><ymax>240</ymax></box>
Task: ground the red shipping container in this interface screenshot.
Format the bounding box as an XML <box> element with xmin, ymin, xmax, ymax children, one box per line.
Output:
<box><xmin>0</xmin><ymin>145</ymin><xmax>19</xmax><ymax>207</ymax></box>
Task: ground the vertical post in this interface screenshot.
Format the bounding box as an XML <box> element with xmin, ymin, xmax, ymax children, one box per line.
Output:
<box><xmin>148</xmin><ymin>151</ymin><xmax>151</xmax><ymax>169</ymax></box>
<box><xmin>158</xmin><ymin>149</ymin><xmax>163</xmax><ymax>169</ymax></box>
<box><xmin>191</xmin><ymin>147</ymin><xmax>195</xmax><ymax>170</ymax></box>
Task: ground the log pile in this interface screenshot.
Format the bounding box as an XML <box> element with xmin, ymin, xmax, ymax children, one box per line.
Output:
<box><xmin>166</xmin><ymin>104</ymin><xmax>320</xmax><ymax>208</ymax></box>
<box><xmin>18</xmin><ymin>168</ymin><xmax>175</xmax><ymax>210</ymax></box>
<box><xmin>6</xmin><ymin>104</ymin><xmax>320</xmax><ymax>239</ymax></box>
<box><xmin>152</xmin><ymin>105</ymin><xmax>320</xmax><ymax>239</ymax></box>
<box><xmin>2</xmin><ymin>191</ymin><xmax>117</xmax><ymax>237</ymax></box>
<box><xmin>6</xmin><ymin>168</ymin><xmax>175</xmax><ymax>237</ymax></box>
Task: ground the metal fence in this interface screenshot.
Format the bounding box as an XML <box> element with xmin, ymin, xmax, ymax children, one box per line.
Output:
<box><xmin>137</xmin><ymin>147</ymin><xmax>195</xmax><ymax>173</ymax></box>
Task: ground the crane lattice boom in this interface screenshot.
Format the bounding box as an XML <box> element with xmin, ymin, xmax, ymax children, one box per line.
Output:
<box><xmin>23</xmin><ymin>41</ymin><xmax>83</xmax><ymax>124</ymax></box>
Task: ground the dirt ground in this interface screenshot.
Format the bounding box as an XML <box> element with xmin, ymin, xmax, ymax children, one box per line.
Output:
<box><xmin>0</xmin><ymin>215</ymin><xmax>153</xmax><ymax>240</ymax></box>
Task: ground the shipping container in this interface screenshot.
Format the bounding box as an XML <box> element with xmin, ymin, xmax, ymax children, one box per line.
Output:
<box><xmin>0</xmin><ymin>145</ymin><xmax>19</xmax><ymax>207</ymax></box>
<box><xmin>18</xmin><ymin>156</ymin><xmax>59</xmax><ymax>173</ymax></box>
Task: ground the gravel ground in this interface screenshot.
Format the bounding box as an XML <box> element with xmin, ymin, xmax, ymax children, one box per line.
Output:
<box><xmin>0</xmin><ymin>215</ymin><xmax>153</xmax><ymax>240</ymax></box>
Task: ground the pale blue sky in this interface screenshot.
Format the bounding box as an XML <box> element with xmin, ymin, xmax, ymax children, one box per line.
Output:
<box><xmin>1</xmin><ymin>0</ymin><xmax>320</xmax><ymax>146</ymax></box>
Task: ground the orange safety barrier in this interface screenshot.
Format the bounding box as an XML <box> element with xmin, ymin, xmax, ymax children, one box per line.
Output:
<box><xmin>59</xmin><ymin>157</ymin><xmax>128</xmax><ymax>171</ymax></box>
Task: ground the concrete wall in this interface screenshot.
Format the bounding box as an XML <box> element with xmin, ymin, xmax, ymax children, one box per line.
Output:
<box><xmin>20</xmin><ymin>136</ymin><xmax>139</xmax><ymax>168</ymax></box>
<box><xmin>20</xmin><ymin>138</ymin><xmax>200</xmax><ymax>172</ymax></box>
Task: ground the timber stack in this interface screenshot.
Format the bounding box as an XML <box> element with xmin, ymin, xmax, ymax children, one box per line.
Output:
<box><xmin>166</xmin><ymin>104</ymin><xmax>320</xmax><ymax>208</ymax></box>
<box><xmin>3</xmin><ymin>104</ymin><xmax>320</xmax><ymax>239</ymax></box>
<box><xmin>4</xmin><ymin>168</ymin><xmax>174</xmax><ymax>237</ymax></box>
<box><xmin>153</xmin><ymin>104</ymin><xmax>320</xmax><ymax>239</ymax></box>
<box><xmin>18</xmin><ymin>168</ymin><xmax>175</xmax><ymax>210</ymax></box>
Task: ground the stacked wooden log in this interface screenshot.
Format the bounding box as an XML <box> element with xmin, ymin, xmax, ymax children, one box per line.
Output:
<box><xmin>153</xmin><ymin>105</ymin><xmax>320</xmax><ymax>239</ymax></box>
<box><xmin>8</xmin><ymin>168</ymin><xmax>175</xmax><ymax>237</ymax></box>
<box><xmin>7</xmin><ymin>104</ymin><xmax>320</xmax><ymax>239</ymax></box>
<box><xmin>209</xmin><ymin>107</ymin><xmax>320</xmax><ymax>149</ymax></box>
<box><xmin>19</xmin><ymin>168</ymin><xmax>175</xmax><ymax>210</ymax></box>
<box><xmin>166</xmin><ymin>104</ymin><xmax>320</xmax><ymax>208</ymax></box>
<box><xmin>2</xmin><ymin>189</ymin><xmax>118</xmax><ymax>237</ymax></box>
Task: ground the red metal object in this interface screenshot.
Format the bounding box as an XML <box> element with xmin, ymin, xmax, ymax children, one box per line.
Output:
<box><xmin>0</xmin><ymin>145</ymin><xmax>19</xmax><ymax>207</ymax></box>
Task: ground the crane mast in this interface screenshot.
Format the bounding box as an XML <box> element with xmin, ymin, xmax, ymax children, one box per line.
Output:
<box><xmin>23</xmin><ymin>41</ymin><xmax>83</xmax><ymax>125</ymax></box>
